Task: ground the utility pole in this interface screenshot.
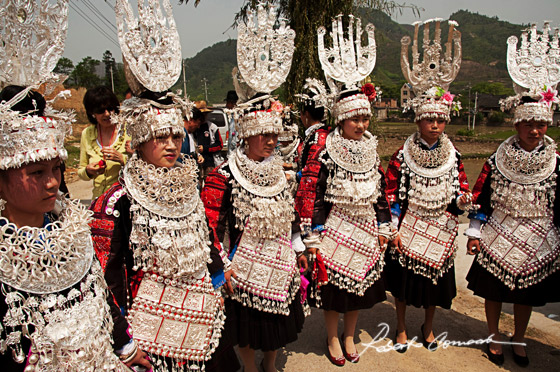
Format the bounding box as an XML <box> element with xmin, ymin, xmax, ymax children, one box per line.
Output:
<box><xmin>467</xmin><ymin>84</ymin><xmax>471</xmax><ymax>130</ymax></box>
<box><xmin>472</xmin><ymin>92</ymin><xmax>479</xmax><ymax>131</ymax></box>
<box><xmin>110</xmin><ymin>64</ymin><xmax>114</xmax><ymax>92</ymax></box>
<box><xmin>182</xmin><ymin>59</ymin><xmax>187</xmax><ymax>98</ymax></box>
<box><xmin>201</xmin><ymin>77</ymin><xmax>209</xmax><ymax>102</ymax></box>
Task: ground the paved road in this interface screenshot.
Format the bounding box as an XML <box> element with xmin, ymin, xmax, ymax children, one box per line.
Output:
<box><xmin>67</xmin><ymin>180</ymin><xmax>560</xmax><ymax>371</ymax></box>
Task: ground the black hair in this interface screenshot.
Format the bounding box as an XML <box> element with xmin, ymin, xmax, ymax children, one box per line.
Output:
<box><xmin>520</xmin><ymin>95</ymin><xmax>539</xmax><ymax>104</ymax></box>
<box><xmin>302</xmin><ymin>103</ymin><xmax>324</xmax><ymax>122</ymax></box>
<box><xmin>139</xmin><ymin>90</ymin><xmax>174</xmax><ymax>106</ymax></box>
<box><xmin>247</xmin><ymin>92</ymin><xmax>269</xmax><ymax>113</ymax></box>
<box><xmin>0</xmin><ymin>85</ymin><xmax>46</xmax><ymax>116</ymax></box>
<box><xmin>190</xmin><ymin>107</ymin><xmax>204</xmax><ymax>121</ymax></box>
<box><xmin>83</xmin><ymin>86</ymin><xmax>120</xmax><ymax>124</ymax></box>
<box><xmin>337</xmin><ymin>86</ymin><xmax>361</xmax><ymax>101</ymax></box>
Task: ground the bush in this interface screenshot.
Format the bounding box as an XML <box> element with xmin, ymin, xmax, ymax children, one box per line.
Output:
<box><xmin>457</xmin><ymin>128</ymin><xmax>476</xmax><ymax>136</ymax></box>
<box><xmin>488</xmin><ymin>110</ymin><xmax>506</xmax><ymax>125</ymax></box>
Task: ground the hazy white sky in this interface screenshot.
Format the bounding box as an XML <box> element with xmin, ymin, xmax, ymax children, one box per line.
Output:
<box><xmin>63</xmin><ymin>0</ymin><xmax>560</xmax><ymax>64</ymax></box>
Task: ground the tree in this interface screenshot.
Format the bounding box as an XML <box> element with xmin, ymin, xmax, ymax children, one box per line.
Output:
<box><xmin>70</xmin><ymin>56</ymin><xmax>102</xmax><ymax>89</ymax></box>
<box><xmin>54</xmin><ymin>57</ymin><xmax>74</xmax><ymax>86</ymax></box>
<box><xmin>102</xmin><ymin>50</ymin><xmax>116</xmax><ymax>89</ymax></box>
<box><xmin>179</xmin><ymin>0</ymin><xmax>420</xmax><ymax>102</ymax></box>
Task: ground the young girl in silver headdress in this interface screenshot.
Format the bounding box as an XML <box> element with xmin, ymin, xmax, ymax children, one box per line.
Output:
<box><xmin>0</xmin><ymin>86</ymin><xmax>148</xmax><ymax>372</ymax></box>
<box><xmin>201</xmin><ymin>96</ymin><xmax>308</xmax><ymax>372</ymax></box>
<box><xmin>466</xmin><ymin>22</ymin><xmax>560</xmax><ymax>368</ymax></box>
<box><xmin>301</xmin><ymin>86</ymin><xmax>394</xmax><ymax>366</ymax></box>
<box><xmin>384</xmin><ymin>19</ymin><xmax>470</xmax><ymax>353</ymax></box>
<box><xmin>89</xmin><ymin>91</ymin><xmax>238</xmax><ymax>372</ymax></box>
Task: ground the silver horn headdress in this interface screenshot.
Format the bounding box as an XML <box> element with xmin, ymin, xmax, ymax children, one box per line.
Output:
<box><xmin>401</xmin><ymin>18</ymin><xmax>462</xmax><ymax>122</ymax></box>
<box><xmin>500</xmin><ymin>22</ymin><xmax>560</xmax><ymax>124</ymax></box>
<box><xmin>317</xmin><ymin>14</ymin><xmax>378</xmax><ymax>124</ymax></box>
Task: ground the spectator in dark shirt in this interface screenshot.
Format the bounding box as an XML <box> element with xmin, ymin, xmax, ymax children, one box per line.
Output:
<box><xmin>194</xmin><ymin>100</ymin><xmax>223</xmax><ymax>179</ymax></box>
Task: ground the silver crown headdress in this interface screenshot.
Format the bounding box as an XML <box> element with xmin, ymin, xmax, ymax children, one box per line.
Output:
<box><xmin>115</xmin><ymin>0</ymin><xmax>191</xmax><ymax>148</ymax></box>
<box><xmin>294</xmin><ymin>78</ymin><xmax>334</xmax><ymax>117</ymax></box>
<box><xmin>500</xmin><ymin>22</ymin><xmax>560</xmax><ymax>124</ymax></box>
<box><xmin>401</xmin><ymin>19</ymin><xmax>462</xmax><ymax>122</ymax></box>
<box><xmin>318</xmin><ymin>15</ymin><xmax>377</xmax><ymax>124</ymax></box>
<box><xmin>0</xmin><ymin>0</ymin><xmax>74</xmax><ymax>170</ymax></box>
<box><xmin>233</xmin><ymin>2</ymin><xmax>295</xmax><ymax>139</ymax></box>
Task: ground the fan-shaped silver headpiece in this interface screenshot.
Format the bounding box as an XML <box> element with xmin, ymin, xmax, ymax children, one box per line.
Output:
<box><xmin>0</xmin><ymin>0</ymin><xmax>74</xmax><ymax>170</ymax></box>
<box><xmin>317</xmin><ymin>14</ymin><xmax>376</xmax><ymax>91</ymax></box>
<box><xmin>115</xmin><ymin>0</ymin><xmax>182</xmax><ymax>94</ymax></box>
<box><xmin>401</xmin><ymin>19</ymin><xmax>461</xmax><ymax>95</ymax></box>
<box><xmin>501</xmin><ymin>22</ymin><xmax>560</xmax><ymax>124</ymax></box>
<box><xmin>236</xmin><ymin>2</ymin><xmax>295</xmax><ymax>94</ymax></box>
<box><xmin>507</xmin><ymin>22</ymin><xmax>560</xmax><ymax>96</ymax></box>
<box><xmin>233</xmin><ymin>3</ymin><xmax>295</xmax><ymax>139</ymax></box>
<box><xmin>0</xmin><ymin>0</ymin><xmax>68</xmax><ymax>88</ymax></box>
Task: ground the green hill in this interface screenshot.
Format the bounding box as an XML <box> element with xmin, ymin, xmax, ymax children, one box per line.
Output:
<box><xmin>178</xmin><ymin>9</ymin><xmax>526</xmax><ymax>104</ymax></box>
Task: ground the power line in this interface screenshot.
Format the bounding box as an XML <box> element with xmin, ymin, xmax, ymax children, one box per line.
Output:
<box><xmin>82</xmin><ymin>0</ymin><xmax>117</xmax><ymax>33</ymax></box>
<box><xmin>69</xmin><ymin>0</ymin><xmax>119</xmax><ymax>48</ymax></box>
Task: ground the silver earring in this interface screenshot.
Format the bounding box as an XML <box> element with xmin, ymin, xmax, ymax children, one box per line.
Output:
<box><xmin>0</xmin><ymin>198</ymin><xmax>6</xmax><ymax>213</ymax></box>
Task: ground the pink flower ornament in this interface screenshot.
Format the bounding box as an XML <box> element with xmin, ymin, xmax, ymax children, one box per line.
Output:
<box><xmin>270</xmin><ymin>100</ymin><xmax>284</xmax><ymax>113</ymax></box>
<box><xmin>539</xmin><ymin>87</ymin><xmax>559</xmax><ymax>108</ymax></box>
<box><xmin>442</xmin><ymin>91</ymin><xmax>455</xmax><ymax>104</ymax></box>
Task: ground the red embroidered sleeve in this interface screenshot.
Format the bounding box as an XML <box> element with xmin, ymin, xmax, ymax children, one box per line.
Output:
<box><xmin>471</xmin><ymin>160</ymin><xmax>492</xmax><ymax>204</ymax></box>
<box><xmin>201</xmin><ymin>169</ymin><xmax>229</xmax><ymax>244</ymax></box>
<box><xmin>385</xmin><ymin>146</ymin><xmax>404</xmax><ymax>203</ymax></box>
<box><xmin>295</xmin><ymin>129</ymin><xmax>328</xmax><ymax>227</ymax></box>
<box><xmin>457</xmin><ymin>156</ymin><xmax>470</xmax><ymax>194</ymax></box>
<box><xmin>89</xmin><ymin>183</ymin><xmax>121</xmax><ymax>272</ymax></box>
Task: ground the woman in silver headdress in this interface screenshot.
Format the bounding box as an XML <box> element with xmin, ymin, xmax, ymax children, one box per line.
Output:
<box><xmin>0</xmin><ymin>85</ymin><xmax>149</xmax><ymax>371</ymax></box>
<box><xmin>88</xmin><ymin>1</ymin><xmax>238</xmax><ymax>370</ymax></box>
<box><xmin>89</xmin><ymin>90</ymin><xmax>238</xmax><ymax>372</ymax></box>
<box><xmin>201</xmin><ymin>95</ymin><xmax>308</xmax><ymax>372</ymax></box>
<box><xmin>0</xmin><ymin>1</ymin><xmax>148</xmax><ymax>369</ymax></box>
<box><xmin>466</xmin><ymin>22</ymin><xmax>560</xmax><ymax>368</ymax></box>
<box><xmin>384</xmin><ymin>19</ymin><xmax>472</xmax><ymax>353</ymax></box>
<box><xmin>301</xmin><ymin>86</ymin><xmax>394</xmax><ymax>366</ymax></box>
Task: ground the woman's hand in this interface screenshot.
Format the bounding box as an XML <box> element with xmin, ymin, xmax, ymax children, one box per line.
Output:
<box><xmin>224</xmin><ymin>269</ymin><xmax>237</xmax><ymax>295</ymax></box>
<box><xmin>101</xmin><ymin>147</ymin><xmax>125</xmax><ymax>165</ymax></box>
<box><xmin>197</xmin><ymin>154</ymin><xmax>204</xmax><ymax>164</ymax></box>
<box><xmin>297</xmin><ymin>254</ymin><xmax>308</xmax><ymax>272</ymax></box>
<box><xmin>86</xmin><ymin>161</ymin><xmax>106</xmax><ymax>178</ymax></box>
<box><xmin>378</xmin><ymin>236</ymin><xmax>389</xmax><ymax>253</ymax></box>
<box><xmin>390</xmin><ymin>234</ymin><xmax>403</xmax><ymax>254</ymax></box>
<box><xmin>124</xmin><ymin>348</ymin><xmax>152</xmax><ymax>370</ymax></box>
<box><xmin>125</xmin><ymin>140</ymin><xmax>134</xmax><ymax>155</ymax></box>
<box><xmin>467</xmin><ymin>238</ymin><xmax>481</xmax><ymax>255</ymax></box>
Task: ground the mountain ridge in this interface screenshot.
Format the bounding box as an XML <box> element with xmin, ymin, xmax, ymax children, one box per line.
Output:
<box><xmin>178</xmin><ymin>9</ymin><xmax>527</xmax><ymax>103</ymax></box>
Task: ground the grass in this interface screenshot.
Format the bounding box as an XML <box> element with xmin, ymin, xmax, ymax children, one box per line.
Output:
<box><xmin>65</xmin><ymin>143</ymin><xmax>81</xmax><ymax>168</ymax></box>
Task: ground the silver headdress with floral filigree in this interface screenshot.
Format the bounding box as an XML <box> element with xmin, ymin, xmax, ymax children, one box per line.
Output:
<box><xmin>318</xmin><ymin>14</ymin><xmax>377</xmax><ymax>124</ymax></box>
<box><xmin>500</xmin><ymin>22</ymin><xmax>560</xmax><ymax>124</ymax></box>
<box><xmin>0</xmin><ymin>0</ymin><xmax>74</xmax><ymax>170</ymax></box>
<box><xmin>401</xmin><ymin>19</ymin><xmax>462</xmax><ymax>122</ymax></box>
<box><xmin>114</xmin><ymin>0</ymin><xmax>192</xmax><ymax>148</ymax></box>
<box><xmin>294</xmin><ymin>78</ymin><xmax>334</xmax><ymax>117</ymax></box>
<box><xmin>115</xmin><ymin>0</ymin><xmax>181</xmax><ymax>95</ymax></box>
<box><xmin>233</xmin><ymin>2</ymin><xmax>295</xmax><ymax>139</ymax></box>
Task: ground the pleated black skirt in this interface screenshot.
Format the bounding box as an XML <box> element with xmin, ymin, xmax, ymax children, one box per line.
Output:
<box><xmin>384</xmin><ymin>251</ymin><xmax>457</xmax><ymax>309</ymax></box>
<box><xmin>318</xmin><ymin>272</ymin><xmax>387</xmax><ymax>313</ymax></box>
<box><xmin>224</xmin><ymin>293</ymin><xmax>305</xmax><ymax>352</ymax></box>
<box><xmin>466</xmin><ymin>258</ymin><xmax>560</xmax><ymax>307</ymax></box>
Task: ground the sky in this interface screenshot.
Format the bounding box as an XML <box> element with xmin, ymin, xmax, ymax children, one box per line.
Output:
<box><xmin>63</xmin><ymin>0</ymin><xmax>560</xmax><ymax>64</ymax></box>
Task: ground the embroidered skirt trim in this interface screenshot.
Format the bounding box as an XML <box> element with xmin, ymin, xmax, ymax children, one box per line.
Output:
<box><xmin>478</xmin><ymin>207</ymin><xmax>560</xmax><ymax>290</ymax></box>
<box><xmin>396</xmin><ymin>210</ymin><xmax>458</xmax><ymax>283</ymax></box>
